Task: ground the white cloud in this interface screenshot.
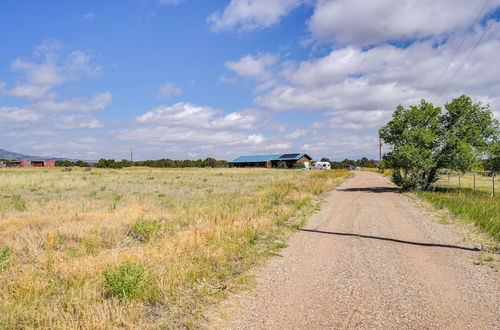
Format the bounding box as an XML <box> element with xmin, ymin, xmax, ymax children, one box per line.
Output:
<box><xmin>0</xmin><ymin>107</ymin><xmax>41</xmax><ymax>123</ymax></box>
<box><xmin>157</xmin><ymin>82</ymin><xmax>182</xmax><ymax>98</ymax></box>
<box><xmin>5</xmin><ymin>42</ymin><xmax>102</xmax><ymax>100</ymax></box>
<box><xmin>119</xmin><ymin>102</ymin><xmax>273</xmax><ymax>156</ymax></box>
<box><xmin>219</xmin><ymin>17</ymin><xmax>500</xmax><ymax>160</ymax></box>
<box><xmin>309</xmin><ymin>0</ymin><xmax>500</xmax><ymax>45</ymax></box>
<box><xmin>135</xmin><ymin>102</ymin><xmax>259</xmax><ymax>130</ymax></box>
<box><xmin>225</xmin><ymin>53</ymin><xmax>277</xmax><ymax>81</ymax></box>
<box><xmin>136</xmin><ymin>103</ymin><xmax>216</xmax><ymax>127</ymax></box>
<box><xmin>208</xmin><ymin>0</ymin><xmax>303</xmax><ymax>32</ymax></box>
<box><xmin>314</xmin><ymin>110</ymin><xmax>391</xmax><ymax>131</ymax></box>
<box><xmin>30</xmin><ymin>92</ymin><xmax>112</xmax><ymax>113</ymax></box>
<box><xmin>211</xmin><ymin>110</ymin><xmax>259</xmax><ymax>130</ymax></box>
<box><xmin>285</xmin><ymin>129</ymin><xmax>307</xmax><ymax>139</ymax></box>
<box><xmin>0</xmin><ymin>41</ymin><xmax>113</xmax><ymax>158</ymax></box>
<box><xmin>56</xmin><ymin>115</ymin><xmax>102</xmax><ymax>129</ymax></box>
<box><xmin>230</xmin><ymin>21</ymin><xmax>500</xmax><ymax>117</ymax></box>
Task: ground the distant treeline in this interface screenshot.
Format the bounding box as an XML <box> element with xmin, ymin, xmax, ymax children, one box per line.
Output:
<box><xmin>55</xmin><ymin>158</ymin><xmax>228</xmax><ymax>168</ymax></box>
<box><xmin>320</xmin><ymin>157</ymin><xmax>378</xmax><ymax>169</ymax></box>
<box><xmin>21</xmin><ymin>155</ymin><xmax>500</xmax><ymax>171</ymax></box>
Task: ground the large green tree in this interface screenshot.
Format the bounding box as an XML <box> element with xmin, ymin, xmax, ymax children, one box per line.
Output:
<box><xmin>379</xmin><ymin>95</ymin><xmax>499</xmax><ymax>190</ymax></box>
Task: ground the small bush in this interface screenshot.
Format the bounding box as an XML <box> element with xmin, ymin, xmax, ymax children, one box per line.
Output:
<box><xmin>103</xmin><ymin>261</ymin><xmax>145</xmax><ymax>300</ymax></box>
<box><xmin>128</xmin><ymin>219</ymin><xmax>161</xmax><ymax>242</ymax></box>
<box><xmin>0</xmin><ymin>246</ymin><xmax>11</xmax><ymax>270</ymax></box>
<box><xmin>293</xmin><ymin>162</ymin><xmax>305</xmax><ymax>169</ymax></box>
<box><xmin>11</xmin><ymin>195</ymin><xmax>27</xmax><ymax>211</ymax></box>
<box><xmin>275</xmin><ymin>161</ymin><xmax>288</xmax><ymax>169</ymax></box>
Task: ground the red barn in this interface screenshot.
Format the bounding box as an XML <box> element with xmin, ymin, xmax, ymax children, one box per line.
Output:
<box><xmin>32</xmin><ymin>160</ymin><xmax>55</xmax><ymax>167</ymax></box>
<box><xmin>9</xmin><ymin>160</ymin><xmax>55</xmax><ymax>168</ymax></box>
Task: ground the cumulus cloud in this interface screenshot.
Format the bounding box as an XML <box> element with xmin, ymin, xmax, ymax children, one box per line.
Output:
<box><xmin>30</xmin><ymin>92</ymin><xmax>112</xmax><ymax>113</ymax></box>
<box><xmin>4</xmin><ymin>40</ymin><xmax>102</xmax><ymax>100</ymax></box>
<box><xmin>208</xmin><ymin>0</ymin><xmax>304</xmax><ymax>32</ymax></box>
<box><xmin>225</xmin><ymin>53</ymin><xmax>277</xmax><ymax>81</ymax></box>
<box><xmin>55</xmin><ymin>115</ymin><xmax>102</xmax><ymax>129</ymax></box>
<box><xmin>227</xmin><ymin>20</ymin><xmax>500</xmax><ymax>117</ymax></box>
<box><xmin>1</xmin><ymin>40</ymin><xmax>113</xmax><ymax>158</ymax></box>
<box><xmin>308</xmin><ymin>0</ymin><xmax>500</xmax><ymax>45</ymax></box>
<box><xmin>221</xmin><ymin>13</ymin><xmax>500</xmax><ymax>159</ymax></box>
<box><xmin>157</xmin><ymin>82</ymin><xmax>182</xmax><ymax>98</ymax></box>
<box><xmin>135</xmin><ymin>102</ymin><xmax>259</xmax><ymax>130</ymax></box>
<box><xmin>0</xmin><ymin>107</ymin><xmax>41</xmax><ymax>123</ymax></box>
<box><xmin>118</xmin><ymin>102</ymin><xmax>291</xmax><ymax>158</ymax></box>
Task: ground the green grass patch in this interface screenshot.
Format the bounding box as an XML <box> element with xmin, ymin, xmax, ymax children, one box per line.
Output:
<box><xmin>128</xmin><ymin>218</ymin><xmax>161</xmax><ymax>242</ymax></box>
<box><xmin>0</xmin><ymin>246</ymin><xmax>11</xmax><ymax>270</ymax></box>
<box><xmin>103</xmin><ymin>261</ymin><xmax>146</xmax><ymax>300</ymax></box>
<box><xmin>415</xmin><ymin>187</ymin><xmax>499</xmax><ymax>240</ymax></box>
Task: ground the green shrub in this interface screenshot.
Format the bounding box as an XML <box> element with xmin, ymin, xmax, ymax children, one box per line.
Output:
<box><xmin>128</xmin><ymin>219</ymin><xmax>161</xmax><ymax>242</ymax></box>
<box><xmin>11</xmin><ymin>195</ymin><xmax>27</xmax><ymax>211</ymax></box>
<box><xmin>0</xmin><ymin>246</ymin><xmax>11</xmax><ymax>270</ymax></box>
<box><xmin>293</xmin><ymin>162</ymin><xmax>305</xmax><ymax>169</ymax></box>
<box><xmin>103</xmin><ymin>261</ymin><xmax>145</xmax><ymax>300</ymax></box>
<box><xmin>275</xmin><ymin>161</ymin><xmax>288</xmax><ymax>169</ymax></box>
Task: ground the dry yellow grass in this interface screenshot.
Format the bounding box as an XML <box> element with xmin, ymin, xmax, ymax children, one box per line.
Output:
<box><xmin>0</xmin><ymin>167</ymin><xmax>348</xmax><ymax>328</ymax></box>
<box><xmin>435</xmin><ymin>171</ymin><xmax>498</xmax><ymax>194</ymax></box>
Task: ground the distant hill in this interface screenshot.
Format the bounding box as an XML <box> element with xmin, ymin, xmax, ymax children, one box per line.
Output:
<box><xmin>0</xmin><ymin>148</ymin><xmax>73</xmax><ymax>161</ymax></box>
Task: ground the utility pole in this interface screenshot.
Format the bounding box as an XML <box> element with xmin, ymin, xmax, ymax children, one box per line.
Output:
<box><xmin>130</xmin><ymin>148</ymin><xmax>133</xmax><ymax>162</ymax></box>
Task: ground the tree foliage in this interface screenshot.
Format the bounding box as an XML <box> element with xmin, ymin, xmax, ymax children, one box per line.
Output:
<box><xmin>58</xmin><ymin>158</ymin><xmax>227</xmax><ymax>169</ymax></box>
<box><xmin>379</xmin><ymin>95</ymin><xmax>499</xmax><ymax>190</ymax></box>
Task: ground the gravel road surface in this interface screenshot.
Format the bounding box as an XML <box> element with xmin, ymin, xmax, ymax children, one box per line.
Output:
<box><xmin>215</xmin><ymin>171</ymin><xmax>499</xmax><ymax>329</ymax></box>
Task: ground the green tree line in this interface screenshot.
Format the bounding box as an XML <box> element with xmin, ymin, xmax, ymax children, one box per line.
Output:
<box><xmin>320</xmin><ymin>157</ymin><xmax>378</xmax><ymax>169</ymax></box>
<box><xmin>56</xmin><ymin>158</ymin><xmax>228</xmax><ymax>169</ymax></box>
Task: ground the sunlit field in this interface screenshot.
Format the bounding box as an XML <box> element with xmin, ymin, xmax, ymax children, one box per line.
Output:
<box><xmin>434</xmin><ymin>171</ymin><xmax>498</xmax><ymax>195</ymax></box>
<box><xmin>0</xmin><ymin>167</ymin><xmax>347</xmax><ymax>328</ymax></box>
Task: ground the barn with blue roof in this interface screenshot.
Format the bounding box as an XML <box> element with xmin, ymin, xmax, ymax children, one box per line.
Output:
<box><xmin>229</xmin><ymin>153</ymin><xmax>312</xmax><ymax>168</ymax></box>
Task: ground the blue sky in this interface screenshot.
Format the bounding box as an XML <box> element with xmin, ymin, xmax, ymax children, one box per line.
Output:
<box><xmin>1</xmin><ymin>0</ymin><xmax>500</xmax><ymax>161</ymax></box>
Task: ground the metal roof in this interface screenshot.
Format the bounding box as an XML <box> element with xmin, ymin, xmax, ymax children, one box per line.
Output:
<box><xmin>230</xmin><ymin>153</ymin><xmax>310</xmax><ymax>163</ymax></box>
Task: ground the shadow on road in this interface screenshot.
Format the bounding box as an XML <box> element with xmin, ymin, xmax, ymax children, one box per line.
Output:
<box><xmin>298</xmin><ymin>228</ymin><xmax>481</xmax><ymax>252</ymax></box>
<box><xmin>337</xmin><ymin>187</ymin><xmax>401</xmax><ymax>193</ymax></box>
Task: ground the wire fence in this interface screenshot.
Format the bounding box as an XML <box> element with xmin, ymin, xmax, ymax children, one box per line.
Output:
<box><xmin>434</xmin><ymin>170</ymin><xmax>498</xmax><ymax>196</ymax></box>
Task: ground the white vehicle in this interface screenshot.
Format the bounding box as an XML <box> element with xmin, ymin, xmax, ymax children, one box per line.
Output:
<box><xmin>311</xmin><ymin>161</ymin><xmax>331</xmax><ymax>170</ymax></box>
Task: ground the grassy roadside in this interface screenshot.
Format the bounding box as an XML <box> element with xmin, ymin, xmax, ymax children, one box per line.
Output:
<box><xmin>0</xmin><ymin>168</ymin><xmax>348</xmax><ymax>328</ymax></box>
<box><xmin>376</xmin><ymin>169</ymin><xmax>499</xmax><ymax>241</ymax></box>
<box><xmin>414</xmin><ymin>187</ymin><xmax>499</xmax><ymax>241</ymax></box>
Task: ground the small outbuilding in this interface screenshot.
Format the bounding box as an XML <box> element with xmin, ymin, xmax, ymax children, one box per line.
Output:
<box><xmin>8</xmin><ymin>160</ymin><xmax>55</xmax><ymax>168</ymax></box>
<box><xmin>229</xmin><ymin>153</ymin><xmax>312</xmax><ymax>169</ymax></box>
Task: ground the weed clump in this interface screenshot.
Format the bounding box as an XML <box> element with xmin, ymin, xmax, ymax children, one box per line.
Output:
<box><xmin>0</xmin><ymin>246</ymin><xmax>11</xmax><ymax>270</ymax></box>
<box><xmin>103</xmin><ymin>261</ymin><xmax>145</xmax><ymax>300</ymax></box>
<box><xmin>11</xmin><ymin>195</ymin><xmax>27</xmax><ymax>211</ymax></box>
<box><xmin>128</xmin><ymin>219</ymin><xmax>161</xmax><ymax>242</ymax></box>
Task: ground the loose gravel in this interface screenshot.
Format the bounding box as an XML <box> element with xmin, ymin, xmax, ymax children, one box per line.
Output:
<box><xmin>210</xmin><ymin>171</ymin><xmax>499</xmax><ymax>329</ymax></box>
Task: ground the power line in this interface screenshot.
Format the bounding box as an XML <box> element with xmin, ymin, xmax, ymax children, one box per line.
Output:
<box><xmin>430</xmin><ymin>0</ymin><xmax>491</xmax><ymax>96</ymax></box>
<box><xmin>437</xmin><ymin>19</ymin><xmax>493</xmax><ymax>99</ymax></box>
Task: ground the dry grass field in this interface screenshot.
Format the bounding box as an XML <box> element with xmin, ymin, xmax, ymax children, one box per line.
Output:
<box><xmin>0</xmin><ymin>167</ymin><xmax>348</xmax><ymax>328</ymax></box>
<box><xmin>434</xmin><ymin>171</ymin><xmax>498</xmax><ymax>195</ymax></box>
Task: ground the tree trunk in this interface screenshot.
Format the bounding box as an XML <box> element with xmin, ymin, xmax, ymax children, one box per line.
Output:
<box><xmin>424</xmin><ymin>167</ymin><xmax>438</xmax><ymax>190</ymax></box>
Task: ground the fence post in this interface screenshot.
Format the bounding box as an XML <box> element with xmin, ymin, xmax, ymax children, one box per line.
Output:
<box><xmin>473</xmin><ymin>173</ymin><xmax>476</xmax><ymax>190</ymax></box>
<box><xmin>493</xmin><ymin>174</ymin><xmax>496</xmax><ymax>197</ymax></box>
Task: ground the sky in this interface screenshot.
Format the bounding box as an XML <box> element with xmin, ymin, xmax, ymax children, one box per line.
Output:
<box><xmin>1</xmin><ymin>0</ymin><xmax>500</xmax><ymax>161</ymax></box>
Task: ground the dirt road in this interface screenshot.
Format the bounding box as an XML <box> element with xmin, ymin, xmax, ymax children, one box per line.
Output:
<box><xmin>217</xmin><ymin>171</ymin><xmax>499</xmax><ymax>329</ymax></box>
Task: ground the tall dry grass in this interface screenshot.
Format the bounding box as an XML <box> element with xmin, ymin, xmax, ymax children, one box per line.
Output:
<box><xmin>0</xmin><ymin>167</ymin><xmax>347</xmax><ymax>328</ymax></box>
